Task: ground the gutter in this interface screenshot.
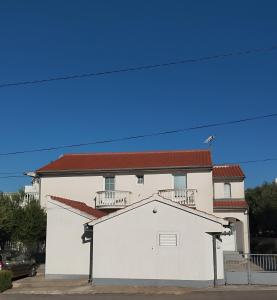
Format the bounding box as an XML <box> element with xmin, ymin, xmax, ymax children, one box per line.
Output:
<box><xmin>36</xmin><ymin>165</ymin><xmax>213</xmax><ymax>176</ymax></box>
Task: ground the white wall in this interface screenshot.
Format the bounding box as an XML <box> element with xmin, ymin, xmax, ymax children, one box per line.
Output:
<box><xmin>45</xmin><ymin>200</ymin><xmax>92</xmax><ymax>277</ymax></box>
<box><xmin>188</xmin><ymin>172</ymin><xmax>213</xmax><ymax>213</ymax></box>
<box><xmin>214</xmin><ymin>211</ymin><xmax>250</xmax><ymax>253</ymax></box>
<box><xmin>40</xmin><ymin>170</ymin><xmax>214</xmax><ymax>212</ymax></box>
<box><xmin>214</xmin><ymin>181</ymin><xmax>245</xmax><ymax>199</ymax></box>
<box><xmin>93</xmin><ymin>200</ymin><xmax>224</xmax><ymax>284</ymax></box>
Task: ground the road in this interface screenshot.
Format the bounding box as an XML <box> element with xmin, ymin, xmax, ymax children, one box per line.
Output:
<box><xmin>1</xmin><ymin>291</ymin><xmax>277</xmax><ymax>300</ymax></box>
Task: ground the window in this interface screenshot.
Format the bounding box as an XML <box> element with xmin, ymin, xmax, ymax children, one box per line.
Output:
<box><xmin>105</xmin><ymin>177</ymin><xmax>115</xmax><ymax>191</ymax></box>
<box><xmin>173</xmin><ymin>175</ymin><xmax>187</xmax><ymax>190</ymax></box>
<box><xmin>159</xmin><ymin>233</ymin><xmax>178</xmax><ymax>247</ymax></box>
<box><xmin>137</xmin><ymin>175</ymin><xmax>144</xmax><ymax>184</ymax></box>
<box><xmin>224</xmin><ymin>183</ymin><xmax>231</xmax><ymax>198</ymax></box>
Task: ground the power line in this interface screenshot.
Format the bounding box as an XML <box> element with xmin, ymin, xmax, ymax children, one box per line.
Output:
<box><xmin>222</xmin><ymin>157</ymin><xmax>277</xmax><ymax>165</ymax></box>
<box><xmin>0</xmin><ymin>45</ymin><xmax>276</xmax><ymax>89</ymax></box>
<box><xmin>0</xmin><ymin>175</ymin><xmax>26</xmax><ymax>179</ymax></box>
<box><xmin>0</xmin><ymin>112</ymin><xmax>276</xmax><ymax>157</ymax></box>
<box><xmin>0</xmin><ymin>172</ymin><xmax>22</xmax><ymax>175</ymax></box>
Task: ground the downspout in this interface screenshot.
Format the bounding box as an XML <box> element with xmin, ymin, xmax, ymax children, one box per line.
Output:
<box><xmin>212</xmin><ymin>234</ymin><xmax>218</xmax><ymax>288</ymax></box>
<box><xmin>88</xmin><ymin>227</ymin><xmax>94</xmax><ymax>283</ymax></box>
<box><xmin>82</xmin><ymin>223</ymin><xmax>94</xmax><ymax>284</ymax></box>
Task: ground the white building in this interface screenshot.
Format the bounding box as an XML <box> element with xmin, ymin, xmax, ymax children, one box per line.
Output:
<box><xmin>24</xmin><ymin>177</ymin><xmax>40</xmax><ymax>202</ymax></box>
<box><xmin>34</xmin><ymin>149</ymin><xmax>249</xmax><ymax>286</ymax></box>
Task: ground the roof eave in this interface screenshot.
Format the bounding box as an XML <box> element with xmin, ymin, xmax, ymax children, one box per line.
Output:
<box><xmin>213</xmin><ymin>176</ymin><xmax>245</xmax><ymax>182</ymax></box>
<box><xmin>213</xmin><ymin>206</ymin><xmax>248</xmax><ymax>211</ymax></box>
<box><xmin>36</xmin><ymin>165</ymin><xmax>213</xmax><ymax>176</ymax></box>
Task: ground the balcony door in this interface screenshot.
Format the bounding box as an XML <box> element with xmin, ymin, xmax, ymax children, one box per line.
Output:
<box><xmin>174</xmin><ymin>175</ymin><xmax>186</xmax><ymax>189</ymax></box>
<box><xmin>105</xmin><ymin>177</ymin><xmax>115</xmax><ymax>199</ymax></box>
<box><xmin>174</xmin><ymin>175</ymin><xmax>187</xmax><ymax>198</ymax></box>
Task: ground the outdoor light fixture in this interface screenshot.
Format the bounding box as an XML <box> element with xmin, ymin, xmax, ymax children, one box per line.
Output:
<box><xmin>152</xmin><ymin>208</ymin><xmax>157</xmax><ymax>214</ymax></box>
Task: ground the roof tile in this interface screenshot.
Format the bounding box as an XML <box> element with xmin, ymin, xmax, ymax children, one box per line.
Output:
<box><xmin>213</xmin><ymin>165</ymin><xmax>244</xmax><ymax>178</ymax></box>
<box><xmin>37</xmin><ymin>150</ymin><xmax>212</xmax><ymax>173</ymax></box>
<box><xmin>213</xmin><ymin>199</ymin><xmax>248</xmax><ymax>209</ymax></box>
<box><xmin>49</xmin><ymin>195</ymin><xmax>107</xmax><ymax>218</ymax></box>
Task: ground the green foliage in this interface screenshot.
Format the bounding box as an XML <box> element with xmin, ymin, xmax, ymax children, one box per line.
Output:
<box><xmin>19</xmin><ymin>200</ymin><xmax>46</xmax><ymax>248</ymax></box>
<box><xmin>246</xmin><ymin>182</ymin><xmax>277</xmax><ymax>237</ymax></box>
<box><xmin>0</xmin><ymin>191</ymin><xmax>46</xmax><ymax>250</ymax></box>
<box><xmin>0</xmin><ymin>270</ymin><xmax>12</xmax><ymax>292</ymax></box>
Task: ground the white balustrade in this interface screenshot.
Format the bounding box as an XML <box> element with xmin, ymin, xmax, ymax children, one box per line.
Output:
<box><xmin>96</xmin><ymin>190</ymin><xmax>132</xmax><ymax>208</ymax></box>
<box><xmin>158</xmin><ymin>189</ymin><xmax>196</xmax><ymax>206</ymax></box>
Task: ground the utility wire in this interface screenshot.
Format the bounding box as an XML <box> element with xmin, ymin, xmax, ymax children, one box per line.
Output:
<box><xmin>0</xmin><ymin>112</ymin><xmax>276</xmax><ymax>157</ymax></box>
<box><xmin>0</xmin><ymin>45</ymin><xmax>276</xmax><ymax>88</ymax></box>
<box><xmin>0</xmin><ymin>175</ymin><xmax>26</xmax><ymax>179</ymax></box>
<box><xmin>222</xmin><ymin>157</ymin><xmax>277</xmax><ymax>165</ymax></box>
<box><xmin>0</xmin><ymin>172</ymin><xmax>23</xmax><ymax>175</ymax></box>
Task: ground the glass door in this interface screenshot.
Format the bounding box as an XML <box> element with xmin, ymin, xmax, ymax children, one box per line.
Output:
<box><xmin>105</xmin><ymin>177</ymin><xmax>115</xmax><ymax>199</ymax></box>
<box><xmin>174</xmin><ymin>175</ymin><xmax>187</xmax><ymax>198</ymax></box>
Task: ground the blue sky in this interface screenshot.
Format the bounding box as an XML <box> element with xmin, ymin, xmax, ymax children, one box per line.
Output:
<box><xmin>0</xmin><ymin>0</ymin><xmax>276</xmax><ymax>191</ymax></box>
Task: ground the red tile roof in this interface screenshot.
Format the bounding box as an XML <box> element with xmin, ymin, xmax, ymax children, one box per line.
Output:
<box><xmin>49</xmin><ymin>195</ymin><xmax>107</xmax><ymax>218</ymax></box>
<box><xmin>213</xmin><ymin>199</ymin><xmax>248</xmax><ymax>209</ymax></box>
<box><xmin>213</xmin><ymin>165</ymin><xmax>244</xmax><ymax>179</ymax></box>
<box><xmin>37</xmin><ymin>150</ymin><xmax>212</xmax><ymax>173</ymax></box>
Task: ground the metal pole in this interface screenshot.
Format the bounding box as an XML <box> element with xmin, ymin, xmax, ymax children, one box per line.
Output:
<box><xmin>212</xmin><ymin>235</ymin><xmax>218</xmax><ymax>288</ymax></box>
<box><xmin>247</xmin><ymin>253</ymin><xmax>251</xmax><ymax>285</ymax></box>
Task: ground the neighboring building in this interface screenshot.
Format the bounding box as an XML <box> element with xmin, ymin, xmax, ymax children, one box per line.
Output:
<box><xmin>2</xmin><ymin>177</ymin><xmax>39</xmax><ymax>204</ymax></box>
<box><xmin>24</xmin><ymin>177</ymin><xmax>40</xmax><ymax>202</ymax></box>
<box><xmin>33</xmin><ymin>149</ymin><xmax>249</xmax><ymax>285</ymax></box>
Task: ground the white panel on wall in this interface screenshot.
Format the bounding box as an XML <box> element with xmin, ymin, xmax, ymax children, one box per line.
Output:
<box><xmin>159</xmin><ymin>233</ymin><xmax>178</xmax><ymax>246</ymax></box>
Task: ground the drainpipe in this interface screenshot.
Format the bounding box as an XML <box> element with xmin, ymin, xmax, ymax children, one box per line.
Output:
<box><xmin>88</xmin><ymin>231</ymin><xmax>93</xmax><ymax>283</ymax></box>
<box><xmin>212</xmin><ymin>234</ymin><xmax>218</xmax><ymax>288</ymax></box>
<box><xmin>82</xmin><ymin>223</ymin><xmax>94</xmax><ymax>284</ymax></box>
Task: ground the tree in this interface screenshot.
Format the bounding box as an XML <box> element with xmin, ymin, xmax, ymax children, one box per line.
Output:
<box><xmin>246</xmin><ymin>182</ymin><xmax>277</xmax><ymax>237</ymax></box>
<box><xmin>18</xmin><ymin>199</ymin><xmax>46</xmax><ymax>249</ymax></box>
<box><xmin>0</xmin><ymin>192</ymin><xmax>23</xmax><ymax>249</ymax></box>
<box><xmin>0</xmin><ymin>191</ymin><xmax>46</xmax><ymax>251</ymax></box>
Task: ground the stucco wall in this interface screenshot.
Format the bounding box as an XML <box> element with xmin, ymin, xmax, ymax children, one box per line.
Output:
<box><xmin>214</xmin><ymin>210</ymin><xmax>250</xmax><ymax>253</ymax></box>
<box><xmin>40</xmin><ymin>170</ymin><xmax>214</xmax><ymax>212</ymax></box>
<box><xmin>214</xmin><ymin>181</ymin><xmax>245</xmax><ymax>199</ymax></box>
<box><xmin>93</xmin><ymin>200</ymin><xmax>224</xmax><ymax>285</ymax></box>
<box><xmin>45</xmin><ymin>200</ymin><xmax>92</xmax><ymax>277</ymax></box>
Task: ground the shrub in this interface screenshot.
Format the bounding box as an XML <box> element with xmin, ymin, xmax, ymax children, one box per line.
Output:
<box><xmin>0</xmin><ymin>270</ymin><xmax>12</xmax><ymax>292</ymax></box>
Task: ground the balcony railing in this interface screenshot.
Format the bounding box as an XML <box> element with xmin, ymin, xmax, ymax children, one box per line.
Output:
<box><xmin>158</xmin><ymin>189</ymin><xmax>197</xmax><ymax>206</ymax></box>
<box><xmin>2</xmin><ymin>192</ymin><xmax>39</xmax><ymax>203</ymax></box>
<box><xmin>24</xmin><ymin>192</ymin><xmax>40</xmax><ymax>202</ymax></box>
<box><xmin>96</xmin><ymin>190</ymin><xmax>132</xmax><ymax>209</ymax></box>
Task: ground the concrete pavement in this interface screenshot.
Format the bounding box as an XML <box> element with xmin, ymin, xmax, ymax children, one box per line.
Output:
<box><xmin>3</xmin><ymin>265</ymin><xmax>277</xmax><ymax>296</ymax></box>
<box><xmin>1</xmin><ymin>290</ymin><xmax>277</xmax><ymax>300</ymax></box>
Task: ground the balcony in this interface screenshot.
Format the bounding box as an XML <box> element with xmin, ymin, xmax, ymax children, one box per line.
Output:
<box><xmin>96</xmin><ymin>190</ymin><xmax>132</xmax><ymax>209</ymax></box>
<box><xmin>2</xmin><ymin>192</ymin><xmax>39</xmax><ymax>203</ymax></box>
<box><xmin>158</xmin><ymin>189</ymin><xmax>197</xmax><ymax>206</ymax></box>
<box><xmin>24</xmin><ymin>192</ymin><xmax>39</xmax><ymax>202</ymax></box>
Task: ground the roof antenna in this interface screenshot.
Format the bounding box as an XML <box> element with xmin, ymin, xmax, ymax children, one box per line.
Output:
<box><xmin>204</xmin><ymin>135</ymin><xmax>216</xmax><ymax>150</ymax></box>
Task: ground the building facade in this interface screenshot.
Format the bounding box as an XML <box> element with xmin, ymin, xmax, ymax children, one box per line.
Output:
<box><xmin>35</xmin><ymin>150</ymin><xmax>249</xmax><ymax>254</ymax></box>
